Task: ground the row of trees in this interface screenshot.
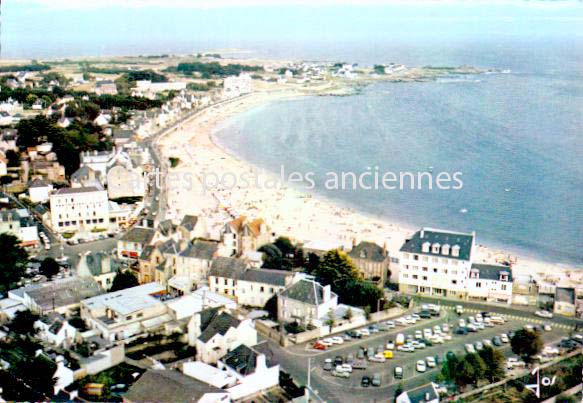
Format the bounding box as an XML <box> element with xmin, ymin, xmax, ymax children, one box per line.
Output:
<box><xmin>441</xmin><ymin>346</ymin><xmax>506</xmax><ymax>389</ymax></box>
<box><xmin>168</xmin><ymin>61</ymin><xmax>263</xmax><ymax>78</ymax></box>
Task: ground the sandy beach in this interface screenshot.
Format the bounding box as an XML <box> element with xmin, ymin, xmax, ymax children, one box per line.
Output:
<box><xmin>158</xmin><ymin>88</ymin><xmax>583</xmax><ymax>287</ymax></box>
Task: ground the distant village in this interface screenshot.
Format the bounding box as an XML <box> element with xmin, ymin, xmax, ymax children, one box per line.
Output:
<box><xmin>0</xmin><ymin>56</ymin><xmax>581</xmax><ymax>403</ymax></box>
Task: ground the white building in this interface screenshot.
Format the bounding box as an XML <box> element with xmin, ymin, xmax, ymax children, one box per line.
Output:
<box><xmin>396</xmin><ymin>382</ymin><xmax>440</xmax><ymax>403</ymax></box>
<box><xmin>49</xmin><ymin>187</ymin><xmax>109</xmax><ymax>233</ymax></box>
<box><xmin>28</xmin><ymin>179</ymin><xmax>54</xmax><ymax>203</ymax></box>
<box><xmin>467</xmin><ymin>263</ymin><xmax>513</xmax><ymax>304</ymax></box>
<box><xmin>398</xmin><ymin>228</ymin><xmax>475</xmax><ymax>299</ymax></box>
<box><xmin>0</xmin><ymin>208</ymin><xmax>39</xmax><ymax>247</ymax></box>
<box><xmin>223</xmin><ymin>73</ymin><xmax>252</xmax><ymax>98</ymax></box>
<box><xmin>34</xmin><ymin>313</ymin><xmax>78</xmax><ymax>348</ymax></box>
<box><xmin>277</xmin><ymin>276</ymin><xmax>338</xmax><ymax>326</ymax></box>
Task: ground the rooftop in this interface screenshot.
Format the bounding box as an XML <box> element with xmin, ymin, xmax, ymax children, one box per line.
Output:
<box><xmin>120</xmin><ymin>226</ymin><xmax>156</xmax><ymax>244</ymax></box>
<box><xmin>53</xmin><ymin>186</ymin><xmax>102</xmax><ymax>195</ymax></box>
<box><xmin>348</xmin><ymin>241</ymin><xmax>387</xmax><ymax>262</ymax></box>
<box><xmin>279</xmin><ymin>277</ymin><xmax>337</xmax><ymax>306</ymax></box>
<box><xmin>180</xmin><ymin>239</ymin><xmax>218</xmax><ymax>260</ymax></box>
<box><xmin>81</xmin><ymin>282</ymin><xmax>166</xmax><ymax>316</ymax></box>
<box><xmin>209</xmin><ymin>257</ymin><xmax>248</xmax><ymax>279</ymax></box>
<box><xmin>23</xmin><ymin>276</ymin><xmax>103</xmax><ymax>311</ymax></box>
<box><xmin>471</xmin><ymin>263</ymin><xmax>512</xmax><ymax>282</ymax></box>
<box><xmin>400</xmin><ymin>227</ymin><xmax>474</xmax><ymax>261</ymax></box>
<box><xmin>199</xmin><ymin>310</ymin><xmax>241</xmax><ymax>343</ymax></box>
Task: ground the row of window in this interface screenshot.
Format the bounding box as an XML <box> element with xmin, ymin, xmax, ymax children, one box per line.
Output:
<box><xmin>58</xmin><ymin>218</ymin><xmax>104</xmax><ymax>227</ymax></box>
<box><xmin>403</xmin><ymin>253</ymin><xmax>460</xmax><ymax>265</ymax></box>
<box><xmin>212</xmin><ymin>277</ymin><xmax>276</xmax><ymax>294</ymax></box>
<box><xmin>402</xmin><ymin>273</ymin><xmax>464</xmax><ymax>286</ymax></box>
<box><xmin>402</xmin><ymin>265</ymin><xmax>462</xmax><ymax>276</ymax></box>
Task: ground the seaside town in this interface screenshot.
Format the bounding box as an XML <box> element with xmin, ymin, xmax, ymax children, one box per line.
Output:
<box><xmin>0</xmin><ymin>54</ymin><xmax>581</xmax><ymax>403</ymax></box>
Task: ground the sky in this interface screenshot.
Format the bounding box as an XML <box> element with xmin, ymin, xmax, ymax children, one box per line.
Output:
<box><xmin>3</xmin><ymin>0</ymin><xmax>582</xmax><ymax>59</ymax></box>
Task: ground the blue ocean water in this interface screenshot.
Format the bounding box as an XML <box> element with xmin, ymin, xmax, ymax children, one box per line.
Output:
<box><xmin>215</xmin><ymin>41</ymin><xmax>583</xmax><ymax>266</ymax></box>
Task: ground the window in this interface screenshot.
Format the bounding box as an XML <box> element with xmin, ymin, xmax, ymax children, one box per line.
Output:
<box><xmin>260</xmin><ymin>286</ymin><xmax>265</xmax><ymax>293</ymax></box>
<box><xmin>215</xmin><ymin>278</ymin><xmax>219</xmax><ymax>284</ymax></box>
<box><xmin>422</xmin><ymin>276</ymin><xmax>427</xmax><ymax>281</ymax></box>
<box><xmin>476</xmin><ymin>282</ymin><xmax>482</xmax><ymax>288</ymax></box>
<box><xmin>224</xmin><ymin>279</ymin><xmax>228</xmax><ymax>285</ymax></box>
<box><xmin>433</xmin><ymin>268</ymin><xmax>438</xmax><ymax>273</ymax></box>
<box><xmin>422</xmin><ymin>256</ymin><xmax>428</xmax><ymax>262</ymax></box>
<box><xmin>413</xmin><ymin>275</ymin><xmax>418</xmax><ymax>280</ymax></box>
<box><xmin>413</xmin><ymin>255</ymin><xmax>419</xmax><ymax>261</ymax></box>
<box><xmin>270</xmin><ymin>287</ymin><xmax>274</xmax><ymax>293</ymax></box>
<box><xmin>403</xmin><ymin>253</ymin><xmax>410</xmax><ymax>260</ymax></box>
<box><xmin>422</xmin><ymin>267</ymin><xmax>428</xmax><ymax>272</ymax></box>
<box><xmin>451</xmin><ymin>280</ymin><xmax>457</xmax><ymax>285</ymax></box>
<box><xmin>501</xmin><ymin>284</ymin><xmax>507</xmax><ymax>291</ymax></box>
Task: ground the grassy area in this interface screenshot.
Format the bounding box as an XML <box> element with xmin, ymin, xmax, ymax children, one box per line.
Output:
<box><xmin>73</xmin><ymin>363</ymin><xmax>144</xmax><ymax>402</ymax></box>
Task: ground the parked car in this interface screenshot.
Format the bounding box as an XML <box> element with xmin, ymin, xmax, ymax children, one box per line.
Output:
<box><xmin>475</xmin><ymin>341</ymin><xmax>484</xmax><ymax>351</ymax></box>
<box><xmin>394</xmin><ymin>366</ymin><xmax>403</xmax><ymax>379</ymax></box>
<box><xmin>334</xmin><ymin>356</ymin><xmax>343</xmax><ymax>366</ymax></box>
<box><xmin>343</xmin><ymin>333</ymin><xmax>352</xmax><ymax>341</ymax></box>
<box><xmin>331</xmin><ymin>336</ymin><xmax>344</xmax><ymax>344</ymax></box>
<box><xmin>372</xmin><ymin>373</ymin><xmax>381</xmax><ymax>387</ymax></box>
<box><xmin>415</xmin><ymin>330</ymin><xmax>423</xmax><ymax>339</ymax></box>
<box><xmin>352</xmin><ymin>360</ymin><xmax>367</xmax><ymax>370</ymax></box>
<box><xmin>361</xmin><ymin>376</ymin><xmax>371</xmax><ymax>387</ymax></box>
<box><xmin>398</xmin><ymin>344</ymin><xmax>414</xmax><ymax>353</ymax></box>
<box><xmin>369</xmin><ymin>354</ymin><xmax>386</xmax><ymax>363</ymax></box>
<box><xmin>357</xmin><ymin>348</ymin><xmax>365</xmax><ymax>360</ymax></box>
<box><xmin>385</xmin><ymin>320</ymin><xmax>396</xmax><ymax>329</ymax></box>
<box><xmin>456</xmin><ymin>305</ymin><xmax>464</xmax><ymax>315</ymax></box>
<box><xmin>442</xmin><ymin>323</ymin><xmax>450</xmax><ymax>333</ymax></box>
<box><xmin>346</xmin><ymin>353</ymin><xmax>355</xmax><ymax>364</ymax></box>
<box><xmin>535</xmin><ymin>310</ymin><xmax>554</xmax><ymax>319</ymax></box>
<box><xmin>426</xmin><ymin>356</ymin><xmax>436</xmax><ymax>368</ymax></box>
<box><xmin>369</xmin><ymin>325</ymin><xmax>380</xmax><ymax>334</ymax></box>
<box><xmin>500</xmin><ymin>333</ymin><xmax>510</xmax><ymax>343</ymax></box>
<box><xmin>465</xmin><ymin>344</ymin><xmax>476</xmax><ymax>354</ymax></box>
<box><xmin>332</xmin><ymin>370</ymin><xmax>350</xmax><ymax>378</ymax></box>
<box><xmin>492</xmin><ymin>336</ymin><xmax>503</xmax><ymax>346</ymax></box>
<box><xmin>367</xmin><ymin>347</ymin><xmax>375</xmax><ymax>357</ymax></box>
<box><xmin>544</xmin><ymin>324</ymin><xmax>552</xmax><ymax>332</ymax></box>
<box><xmin>418</xmin><ymin>310</ymin><xmax>431</xmax><ymax>319</ymax></box>
<box><xmin>490</xmin><ymin>316</ymin><xmax>505</xmax><ymax>325</ymax></box>
<box><xmin>459</xmin><ymin>319</ymin><xmax>466</xmax><ymax>327</ymax></box>
<box><xmin>507</xmin><ymin>357</ymin><xmax>526</xmax><ymax>369</ymax></box>
<box><xmin>483</xmin><ymin>339</ymin><xmax>493</xmax><ymax>347</ymax></box>
<box><xmin>347</xmin><ymin>330</ymin><xmax>362</xmax><ymax>339</ymax></box>
<box><xmin>396</xmin><ymin>333</ymin><xmax>405</xmax><ymax>346</ymax></box>
<box><xmin>455</xmin><ymin>327</ymin><xmax>468</xmax><ymax>335</ymax></box>
<box><xmin>359</xmin><ymin>328</ymin><xmax>370</xmax><ymax>337</ymax></box>
<box><xmin>314</xmin><ymin>342</ymin><xmax>327</xmax><ymax>350</ymax></box>
<box><xmin>433</xmin><ymin>325</ymin><xmax>442</xmax><ymax>334</ymax></box>
<box><xmin>339</xmin><ymin>364</ymin><xmax>353</xmax><ymax>373</ymax></box>
<box><xmin>383</xmin><ymin>350</ymin><xmax>394</xmax><ymax>359</ymax></box>
<box><xmin>386</xmin><ymin>340</ymin><xmax>395</xmax><ymax>350</ymax></box>
<box><xmin>323</xmin><ymin>359</ymin><xmax>333</xmax><ymax>371</ymax></box>
<box><xmin>416</xmin><ymin>360</ymin><xmax>427</xmax><ymax>373</ymax></box>
<box><xmin>466</xmin><ymin>324</ymin><xmax>478</xmax><ymax>332</ymax></box>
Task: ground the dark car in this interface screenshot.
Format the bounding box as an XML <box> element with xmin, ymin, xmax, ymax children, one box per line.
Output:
<box><xmin>418</xmin><ymin>310</ymin><xmax>431</xmax><ymax>319</ymax></box>
<box><xmin>455</xmin><ymin>327</ymin><xmax>468</xmax><ymax>335</ymax></box>
<box><xmin>347</xmin><ymin>330</ymin><xmax>362</xmax><ymax>339</ymax></box>
<box><xmin>435</xmin><ymin>354</ymin><xmax>443</xmax><ymax>365</ymax></box>
<box><xmin>492</xmin><ymin>336</ymin><xmax>503</xmax><ymax>346</ymax></box>
<box><xmin>361</xmin><ymin>376</ymin><xmax>371</xmax><ymax>387</ymax></box>
<box><xmin>481</xmin><ymin>311</ymin><xmax>491</xmax><ymax>318</ymax></box>
<box><xmin>334</xmin><ymin>356</ymin><xmax>343</xmax><ymax>366</ymax></box>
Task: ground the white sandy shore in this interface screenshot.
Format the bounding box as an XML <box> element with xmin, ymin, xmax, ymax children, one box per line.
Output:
<box><xmin>159</xmin><ymin>89</ymin><xmax>582</xmax><ymax>287</ymax></box>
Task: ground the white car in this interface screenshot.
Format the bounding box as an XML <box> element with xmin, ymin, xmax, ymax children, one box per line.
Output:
<box><xmin>500</xmin><ymin>333</ymin><xmax>510</xmax><ymax>343</ymax></box>
<box><xmin>475</xmin><ymin>313</ymin><xmax>483</xmax><ymax>323</ymax></box>
<box><xmin>330</xmin><ymin>336</ymin><xmax>344</xmax><ymax>345</ymax></box>
<box><xmin>433</xmin><ymin>325</ymin><xmax>442</xmax><ymax>334</ymax></box>
<box><xmin>442</xmin><ymin>324</ymin><xmax>450</xmax><ymax>333</ymax></box>
<box><xmin>359</xmin><ymin>328</ymin><xmax>370</xmax><ymax>337</ymax></box>
<box><xmin>431</xmin><ymin>335</ymin><xmax>444</xmax><ymax>344</ymax></box>
<box><xmin>465</xmin><ymin>343</ymin><xmax>476</xmax><ymax>354</ymax></box>
<box><xmin>322</xmin><ymin>338</ymin><xmax>335</xmax><ymax>345</ymax></box>
<box><xmin>507</xmin><ymin>357</ymin><xmax>526</xmax><ymax>369</ymax></box>
<box><xmin>405</xmin><ymin>316</ymin><xmax>416</xmax><ymax>324</ymax></box>
<box><xmin>398</xmin><ymin>344</ymin><xmax>414</xmax><ymax>353</ymax></box>
<box><xmin>332</xmin><ymin>369</ymin><xmax>350</xmax><ymax>378</ymax></box>
<box><xmin>340</xmin><ymin>364</ymin><xmax>353</xmax><ymax>373</ymax></box>
<box><xmin>423</xmin><ymin>328</ymin><xmax>432</xmax><ymax>338</ymax></box>
<box><xmin>490</xmin><ymin>316</ymin><xmax>506</xmax><ymax>324</ymax></box>
<box><xmin>443</xmin><ymin>334</ymin><xmax>453</xmax><ymax>341</ymax></box>
<box><xmin>459</xmin><ymin>319</ymin><xmax>466</xmax><ymax>327</ymax></box>
<box><xmin>385</xmin><ymin>320</ymin><xmax>396</xmax><ymax>328</ymax></box>
<box><xmin>543</xmin><ymin>346</ymin><xmax>559</xmax><ymax>356</ymax></box>
<box><xmin>416</xmin><ymin>360</ymin><xmax>427</xmax><ymax>373</ymax></box>
<box><xmin>544</xmin><ymin>324</ymin><xmax>552</xmax><ymax>332</ymax></box>
<box><xmin>535</xmin><ymin>310</ymin><xmax>554</xmax><ymax>319</ymax></box>
<box><xmin>396</xmin><ymin>318</ymin><xmax>408</xmax><ymax>326</ymax></box>
<box><xmin>415</xmin><ymin>330</ymin><xmax>423</xmax><ymax>339</ymax></box>
<box><xmin>426</xmin><ymin>356</ymin><xmax>436</xmax><ymax>368</ymax></box>
<box><xmin>369</xmin><ymin>354</ymin><xmax>386</xmax><ymax>363</ymax></box>
<box><xmin>483</xmin><ymin>339</ymin><xmax>493</xmax><ymax>347</ymax></box>
<box><xmin>386</xmin><ymin>341</ymin><xmax>395</xmax><ymax>350</ymax></box>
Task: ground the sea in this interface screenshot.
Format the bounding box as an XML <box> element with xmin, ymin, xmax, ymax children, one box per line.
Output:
<box><xmin>213</xmin><ymin>39</ymin><xmax>583</xmax><ymax>266</ymax></box>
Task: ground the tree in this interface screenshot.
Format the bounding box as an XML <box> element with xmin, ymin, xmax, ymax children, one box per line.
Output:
<box><xmin>110</xmin><ymin>271</ymin><xmax>139</xmax><ymax>292</ymax></box>
<box><xmin>325</xmin><ymin>309</ymin><xmax>336</xmax><ymax>330</ymax></box>
<box><xmin>0</xmin><ymin>233</ymin><xmax>28</xmax><ymax>294</ymax></box>
<box><xmin>511</xmin><ymin>329</ymin><xmax>543</xmax><ymax>363</ymax></box>
<box><xmin>305</xmin><ymin>252</ymin><xmax>320</xmax><ymax>274</ymax></box>
<box><xmin>9</xmin><ymin>310</ymin><xmax>39</xmax><ymax>335</ymax></box>
<box><xmin>394</xmin><ymin>383</ymin><xmax>404</xmax><ymax>399</ymax></box>
<box><xmin>364</xmin><ymin>305</ymin><xmax>371</xmax><ymax>320</ymax></box>
<box><xmin>478</xmin><ymin>346</ymin><xmax>506</xmax><ymax>382</ymax></box>
<box><xmin>5</xmin><ymin>149</ymin><xmax>20</xmax><ymax>167</ymax></box>
<box><xmin>313</xmin><ymin>249</ymin><xmax>361</xmax><ymax>288</ymax></box>
<box><xmin>454</xmin><ymin>354</ymin><xmax>485</xmax><ymax>388</ymax></box>
<box><xmin>13</xmin><ymin>354</ymin><xmax>56</xmax><ymax>397</ymax></box>
<box><xmin>441</xmin><ymin>352</ymin><xmax>460</xmax><ymax>382</ymax></box>
<box><xmin>39</xmin><ymin>257</ymin><xmax>60</xmax><ymax>279</ymax></box>
<box><xmin>344</xmin><ymin>307</ymin><xmax>353</xmax><ymax>321</ymax></box>
<box><xmin>259</xmin><ymin>243</ymin><xmax>283</xmax><ymax>269</ymax></box>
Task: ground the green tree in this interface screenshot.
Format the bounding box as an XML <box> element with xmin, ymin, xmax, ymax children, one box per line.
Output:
<box><xmin>454</xmin><ymin>356</ymin><xmax>482</xmax><ymax>388</ymax></box>
<box><xmin>39</xmin><ymin>257</ymin><xmax>60</xmax><ymax>280</ymax></box>
<box><xmin>0</xmin><ymin>233</ymin><xmax>28</xmax><ymax>294</ymax></box>
<box><xmin>110</xmin><ymin>271</ymin><xmax>139</xmax><ymax>292</ymax></box>
<box><xmin>313</xmin><ymin>249</ymin><xmax>361</xmax><ymax>288</ymax></box>
<box><xmin>9</xmin><ymin>310</ymin><xmax>39</xmax><ymax>335</ymax></box>
<box><xmin>13</xmin><ymin>354</ymin><xmax>56</xmax><ymax>397</ymax></box>
<box><xmin>441</xmin><ymin>352</ymin><xmax>460</xmax><ymax>382</ymax></box>
<box><xmin>305</xmin><ymin>252</ymin><xmax>320</xmax><ymax>274</ymax></box>
<box><xmin>259</xmin><ymin>243</ymin><xmax>283</xmax><ymax>269</ymax></box>
<box><xmin>511</xmin><ymin>329</ymin><xmax>543</xmax><ymax>363</ymax></box>
<box><xmin>364</xmin><ymin>305</ymin><xmax>371</xmax><ymax>320</ymax></box>
<box><xmin>5</xmin><ymin>149</ymin><xmax>20</xmax><ymax>167</ymax></box>
<box><xmin>478</xmin><ymin>346</ymin><xmax>506</xmax><ymax>382</ymax></box>
<box><xmin>325</xmin><ymin>309</ymin><xmax>336</xmax><ymax>330</ymax></box>
<box><xmin>464</xmin><ymin>353</ymin><xmax>487</xmax><ymax>383</ymax></box>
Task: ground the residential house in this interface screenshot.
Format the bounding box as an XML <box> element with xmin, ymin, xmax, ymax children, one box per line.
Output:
<box><xmin>124</xmin><ymin>369</ymin><xmax>231</xmax><ymax>403</ymax></box>
<box><xmin>554</xmin><ymin>287</ymin><xmax>576</xmax><ymax>317</ymax></box>
<box><xmin>220</xmin><ymin>216</ymin><xmax>271</xmax><ymax>257</ymax></box>
<box><xmin>28</xmin><ymin>178</ymin><xmax>53</xmax><ymax>203</ymax></box>
<box><xmin>223</xmin><ymin>73</ymin><xmax>252</xmax><ymax>98</ymax></box>
<box><xmin>208</xmin><ymin>257</ymin><xmax>249</xmax><ymax>299</ymax></box>
<box><xmin>348</xmin><ymin>240</ymin><xmax>391</xmax><ymax>285</ymax></box>
<box><xmin>187</xmin><ymin>307</ymin><xmax>257</xmax><ymax>364</ymax></box>
<box><xmin>0</xmin><ymin>208</ymin><xmax>39</xmax><ymax>247</ymax></box>
<box><xmin>34</xmin><ymin>312</ymin><xmax>78</xmax><ymax>348</ymax></box>
<box><xmin>106</xmin><ymin>164</ymin><xmax>145</xmax><ymax>199</ymax></box>
<box><xmin>0</xmin><ymin>128</ymin><xmax>18</xmax><ymax>152</ymax></box>
<box><xmin>169</xmin><ymin>239</ymin><xmax>220</xmax><ymax>293</ymax></box>
<box><xmin>70</xmin><ymin>166</ymin><xmax>103</xmax><ymax>189</ymax></box>
<box><xmin>0</xmin><ymin>111</ymin><xmax>14</xmax><ymax>126</ymax></box>
<box><xmin>95</xmin><ymin>80</ymin><xmax>118</xmax><ymax>96</ymax></box>
<box><xmin>178</xmin><ymin>215</ymin><xmax>208</xmax><ymax>240</ymax></box>
<box><xmin>277</xmin><ymin>276</ymin><xmax>339</xmax><ymax>326</ymax></box>
<box><xmin>80</xmin><ymin>282</ymin><xmax>170</xmax><ymax>342</ymax></box>
<box><xmin>8</xmin><ymin>276</ymin><xmax>103</xmax><ymax>315</ymax></box>
<box><xmin>398</xmin><ymin>228</ymin><xmax>475</xmax><ymax>299</ymax></box>
<box><xmin>49</xmin><ymin>187</ymin><xmax>109</xmax><ymax>233</ymax></box>
<box><xmin>467</xmin><ymin>264</ymin><xmax>513</xmax><ymax>304</ymax></box>
<box><xmin>77</xmin><ymin>251</ymin><xmax>119</xmax><ymax>291</ymax></box>
<box><xmin>216</xmin><ymin>342</ymin><xmax>279</xmax><ymax>401</ymax></box>
<box><xmin>396</xmin><ymin>382</ymin><xmax>440</xmax><ymax>403</ymax></box>
<box><xmin>117</xmin><ymin>226</ymin><xmax>156</xmax><ymax>260</ymax></box>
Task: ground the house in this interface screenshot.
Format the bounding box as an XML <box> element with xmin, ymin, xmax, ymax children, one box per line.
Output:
<box><xmin>124</xmin><ymin>369</ymin><xmax>231</xmax><ymax>403</ymax></box>
<box><xmin>208</xmin><ymin>257</ymin><xmax>249</xmax><ymax>298</ymax></box>
<box><xmin>398</xmin><ymin>228</ymin><xmax>475</xmax><ymax>299</ymax></box>
<box><xmin>0</xmin><ymin>153</ymin><xmax>7</xmax><ymax>176</ymax></box>
<box><xmin>216</xmin><ymin>342</ymin><xmax>279</xmax><ymax>401</ymax></box>
<box><xmin>93</xmin><ymin>113</ymin><xmax>111</xmax><ymax>127</ymax></box>
<box><xmin>220</xmin><ymin>216</ymin><xmax>271</xmax><ymax>257</ymax></box>
<box><xmin>396</xmin><ymin>382</ymin><xmax>440</xmax><ymax>403</ymax></box>
<box><xmin>178</xmin><ymin>215</ymin><xmax>208</xmax><ymax>240</ymax></box>
<box><xmin>70</xmin><ymin>165</ymin><xmax>103</xmax><ymax>189</ymax></box>
<box><xmin>77</xmin><ymin>251</ymin><xmax>119</xmax><ymax>291</ymax></box>
<box><xmin>49</xmin><ymin>187</ymin><xmax>109</xmax><ymax>233</ymax></box>
<box><xmin>117</xmin><ymin>226</ymin><xmax>156</xmax><ymax>260</ymax></box>
<box><xmin>57</xmin><ymin>117</ymin><xmax>72</xmax><ymax>128</ymax></box>
<box><xmin>187</xmin><ymin>307</ymin><xmax>257</xmax><ymax>364</ymax></box>
<box><xmin>95</xmin><ymin>80</ymin><xmax>118</xmax><ymax>96</ymax></box>
<box><xmin>0</xmin><ymin>128</ymin><xmax>18</xmax><ymax>152</ymax></box>
<box><xmin>554</xmin><ymin>287</ymin><xmax>576</xmax><ymax>317</ymax></box>
<box><xmin>0</xmin><ymin>208</ymin><xmax>39</xmax><ymax>247</ymax></box>
<box><xmin>0</xmin><ymin>111</ymin><xmax>14</xmax><ymax>126</ymax></box>
<box><xmin>168</xmin><ymin>240</ymin><xmax>220</xmax><ymax>293</ymax></box>
<box><xmin>106</xmin><ymin>164</ymin><xmax>145</xmax><ymax>199</ymax></box>
<box><xmin>80</xmin><ymin>282</ymin><xmax>170</xmax><ymax>342</ymax></box>
<box><xmin>223</xmin><ymin>73</ymin><xmax>252</xmax><ymax>98</ymax></box>
<box><xmin>28</xmin><ymin>178</ymin><xmax>53</xmax><ymax>203</ymax></box>
<box><xmin>209</xmin><ymin>259</ymin><xmax>295</xmax><ymax>307</ymax></box>
<box><xmin>9</xmin><ymin>276</ymin><xmax>103</xmax><ymax>315</ymax></box>
<box><xmin>79</xmin><ymin>150</ymin><xmax>114</xmax><ymax>178</ymax></box>
<box><xmin>467</xmin><ymin>264</ymin><xmax>513</xmax><ymax>304</ymax></box>
<box><xmin>166</xmin><ymin>286</ymin><xmax>237</xmax><ymax>321</ymax></box>
<box><xmin>34</xmin><ymin>312</ymin><xmax>78</xmax><ymax>347</ymax></box>
<box><xmin>278</xmin><ymin>276</ymin><xmax>338</xmax><ymax>326</ymax></box>
<box><xmin>348</xmin><ymin>240</ymin><xmax>391</xmax><ymax>285</ymax></box>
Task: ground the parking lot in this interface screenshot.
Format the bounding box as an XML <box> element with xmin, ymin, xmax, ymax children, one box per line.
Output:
<box><xmin>282</xmin><ymin>304</ymin><xmax>580</xmax><ymax>402</ymax></box>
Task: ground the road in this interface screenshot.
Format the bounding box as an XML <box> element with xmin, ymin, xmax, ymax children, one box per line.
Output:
<box><xmin>266</xmin><ymin>303</ymin><xmax>582</xmax><ymax>403</ymax></box>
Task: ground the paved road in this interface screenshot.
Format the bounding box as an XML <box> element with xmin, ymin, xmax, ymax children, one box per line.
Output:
<box><xmin>268</xmin><ymin>304</ymin><xmax>580</xmax><ymax>403</ymax></box>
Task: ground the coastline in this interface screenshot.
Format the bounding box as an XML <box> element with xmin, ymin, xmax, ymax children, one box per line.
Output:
<box><xmin>159</xmin><ymin>89</ymin><xmax>583</xmax><ymax>287</ymax></box>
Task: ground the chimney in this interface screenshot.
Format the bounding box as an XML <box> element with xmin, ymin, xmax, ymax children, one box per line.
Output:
<box><xmin>322</xmin><ymin>285</ymin><xmax>331</xmax><ymax>302</ymax></box>
<box><xmin>420</xmin><ymin>229</ymin><xmax>424</xmax><ymax>239</ymax></box>
<box><xmin>425</xmin><ymin>392</ymin><xmax>431</xmax><ymax>401</ymax></box>
<box><xmin>256</xmin><ymin>353</ymin><xmax>267</xmax><ymax>370</ymax></box>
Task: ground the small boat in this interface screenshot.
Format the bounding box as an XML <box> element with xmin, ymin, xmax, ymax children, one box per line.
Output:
<box><xmin>428</xmin><ymin>166</ymin><xmax>434</xmax><ymax>173</ymax></box>
<box><xmin>459</xmin><ymin>208</ymin><xmax>468</xmax><ymax>214</ymax></box>
<box><xmin>505</xmin><ymin>188</ymin><xmax>512</xmax><ymax>192</ymax></box>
